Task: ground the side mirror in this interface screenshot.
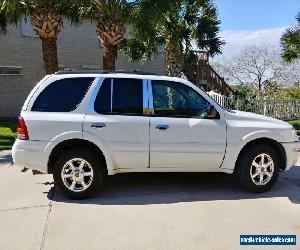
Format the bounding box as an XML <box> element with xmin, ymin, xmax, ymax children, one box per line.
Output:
<box><xmin>207</xmin><ymin>104</ymin><xmax>219</xmax><ymax>119</ymax></box>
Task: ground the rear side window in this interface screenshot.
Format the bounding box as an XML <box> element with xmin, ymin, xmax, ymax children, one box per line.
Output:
<box><xmin>94</xmin><ymin>78</ymin><xmax>143</xmax><ymax>115</ymax></box>
<box><xmin>32</xmin><ymin>77</ymin><xmax>94</xmax><ymax>112</ymax></box>
<box><xmin>94</xmin><ymin>78</ymin><xmax>111</xmax><ymax>114</ymax></box>
<box><xmin>112</xmin><ymin>78</ymin><xmax>143</xmax><ymax>114</ymax></box>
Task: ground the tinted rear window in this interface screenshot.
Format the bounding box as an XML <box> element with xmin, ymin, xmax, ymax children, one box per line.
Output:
<box><xmin>32</xmin><ymin>77</ymin><xmax>94</xmax><ymax>112</ymax></box>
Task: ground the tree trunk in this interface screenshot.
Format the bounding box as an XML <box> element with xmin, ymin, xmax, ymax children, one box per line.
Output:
<box><xmin>165</xmin><ymin>39</ymin><xmax>184</xmax><ymax>77</ymax></box>
<box><xmin>103</xmin><ymin>45</ymin><xmax>117</xmax><ymax>71</ymax></box>
<box><xmin>41</xmin><ymin>38</ymin><xmax>58</xmax><ymax>74</ymax></box>
<box><xmin>258</xmin><ymin>76</ymin><xmax>262</xmax><ymax>92</ymax></box>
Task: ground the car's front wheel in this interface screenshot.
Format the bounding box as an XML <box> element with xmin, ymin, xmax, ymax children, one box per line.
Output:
<box><xmin>53</xmin><ymin>148</ymin><xmax>104</xmax><ymax>199</ymax></box>
<box><xmin>236</xmin><ymin>144</ymin><xmax>279</xmax><ymax>193</ymax></box>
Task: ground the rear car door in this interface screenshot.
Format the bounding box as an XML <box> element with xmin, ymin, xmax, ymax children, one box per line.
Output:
<box><xmin>83</xmin><ymin>77</ymin><xmax>150</xmax><ymax>170</ymax></box>
<box><xmin>149</xmin><ymin>80</ymin><xmax>227</xmax><ymax>170</ymax></box>
<box><xmin>25</xmin><ymin>77</ymin><xmax>95</xmax><ymax>141</ymax></box>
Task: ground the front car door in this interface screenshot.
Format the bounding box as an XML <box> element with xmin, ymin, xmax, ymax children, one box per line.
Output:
<box><xmin>149</xmin><ymin>80</ymin><xmax>227</xmax><ymax>171</ymax></box>
<box><xmin>83</xmin><ymin>77</ymin><xmax>150</xmax><ymax>170</ymax></box>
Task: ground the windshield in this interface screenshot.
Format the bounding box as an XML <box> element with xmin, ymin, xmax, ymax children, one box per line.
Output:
<box><xmin>201</xmin><ymin>90</ymin><xmax>226</xmax><ymax>110</ymax></box>
<box><xmin>200</xmin><ymin>90</ymin><xmax>237</xmax><ymax>113</ymax></box>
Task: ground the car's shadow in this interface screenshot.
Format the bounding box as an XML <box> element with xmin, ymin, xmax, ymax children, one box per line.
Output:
<box><xmin>48</xmin><ymin>166</ymin><xmax>300</xmax><ymax>205</ymax></box>
<box><xmin>0</xmin><ymin>152</ymin><xmax>12</xmax><ymax>166</ymax></box>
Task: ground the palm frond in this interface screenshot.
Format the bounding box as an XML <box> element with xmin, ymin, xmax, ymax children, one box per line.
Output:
<box><xmin>123</xmin><ymin>0</ymin><xmax>224</xmax><ymax>61</ymax></box>
<box><xmin>281</xmin><ymin>12</ymin><xmax>300</xmax><ymax>63</ymax></box>
<box><xmin>195</xmin><ymin>0</ymin><xmax>225</xmax><ymax>56</ymax></box>
<box><xmin>281</xmin><ymin>26</ymin><xmax>300</xmax><ymax>63</ymax></box>
<box><xmin>0</xmin><ymin>0</ymin><xmax>32</xmax><ymax>28</ymax></box>
<box><xmin>54</xmin><ymin>0</ymin><xmax>92</xmax><ymax>24</ymax></box>
<box><xmin>122</xmin><ymin>0</ymin><xmax>174</xmax><ymax>61</ymax></box>
<box><xmin>0</xmin><ymin>0</ymin><xmax>92</xmax><ymax>29</ymax></box>
<box><xmin>90</xmin><ymin>0</ymin><xmax>135</xmax><ymax>21</ymax></box>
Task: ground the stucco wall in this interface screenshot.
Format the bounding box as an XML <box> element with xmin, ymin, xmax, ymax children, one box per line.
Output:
<box><xmin>0</xmin><ymin>20</ymin><xmax>165</xmax><ymax>117</ymax></box>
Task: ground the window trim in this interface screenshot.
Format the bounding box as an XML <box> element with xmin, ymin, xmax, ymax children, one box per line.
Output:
<box><xmin>110</xmin><ymin>79</ymin><xmax>114</xmax><ymax>112</ymax></box>
<box><xmin>89</xmin><ymin>78</ymin><xmax>105</xmax><ymax>112</ymax></box>
<box><xmin>149</xmin><ymin>80</ymin><xmax>220</xmax><ymax>120</ymax></box>
<box><xmin>91</xmin><ymin>77</ymin><xmax>150</xmax><ymax>116</ymax></box>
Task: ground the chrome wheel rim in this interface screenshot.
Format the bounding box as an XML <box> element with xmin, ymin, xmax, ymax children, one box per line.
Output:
<box><xmin>61</xmin><ymin>158</ymin><xmax>93</xmax><ymax>192</ymax></box>
<box><xmin>250</xmin><ymin>153</ymin><xmax>274</xmax><ymax>186</ymax></box>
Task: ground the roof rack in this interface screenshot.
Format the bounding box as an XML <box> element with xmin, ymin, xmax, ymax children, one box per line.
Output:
<box><xmin>55</xmin><ymin>69</ymin><xmax>158</xmax><ymax>76</ymax></box>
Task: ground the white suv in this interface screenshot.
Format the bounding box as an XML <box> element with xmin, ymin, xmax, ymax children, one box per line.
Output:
<box><xmin>12</xmin><ymin>71</ymin><xmax>300</xmax><ymax>199</ymax></box>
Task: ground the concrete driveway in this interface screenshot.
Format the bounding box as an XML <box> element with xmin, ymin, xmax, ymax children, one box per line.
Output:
<box><xmin>0</xmin><ymin>151</ymin><xmax>299</xmax><ymax>250</ymax></box>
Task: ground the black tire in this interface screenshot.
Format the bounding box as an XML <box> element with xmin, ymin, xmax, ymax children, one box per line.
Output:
<box><xmin>235</xmin><ymin>144</ymin><xmax>279</xmax><ymax>193</ymax></box>
<box><xmin>53</xmin><ymin>148</ymin><xmax>104</xmax><ymax>199</ymax></box>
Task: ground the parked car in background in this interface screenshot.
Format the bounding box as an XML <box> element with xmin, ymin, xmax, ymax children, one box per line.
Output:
<box><xmin>12</xmin><ymin>71</ymin><xmax>300</xmax><ymax>199</ymax></box>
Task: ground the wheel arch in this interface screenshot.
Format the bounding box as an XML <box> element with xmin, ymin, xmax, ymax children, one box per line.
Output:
<box><xmin>47</xmin><ymin>139</ymin><xmax>108</xmax><ymax>174</ymax></box>
<box><xmin>235</xmin><ymin>137</ymin><xmax>287</xmax><ymax>171</ymax></box>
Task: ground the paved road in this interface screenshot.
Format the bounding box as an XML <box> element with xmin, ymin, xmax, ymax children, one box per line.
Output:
<box><xmin>0</xmin><ymin>152</ymin><xmax>299</xmax><ymax>250</ymax></box>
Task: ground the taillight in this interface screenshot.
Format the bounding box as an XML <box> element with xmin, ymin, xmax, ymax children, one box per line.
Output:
<box><xmin>17</xmin><ymin>116</ymin><xmax>29</xmax><ymax>140</ymax></box>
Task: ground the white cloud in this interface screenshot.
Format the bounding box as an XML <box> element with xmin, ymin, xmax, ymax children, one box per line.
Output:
<box><xmin>213</xmin><ymin>27</ymin><xmax>287</xmax><ymax>61</ymax></box>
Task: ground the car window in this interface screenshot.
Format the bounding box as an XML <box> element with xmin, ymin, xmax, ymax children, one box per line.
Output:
<box><xmin>94</xmin><ymin>78</ymin><xmax>111</xmax><ymax>114</ymax></box>
<box><xmin>152</xmin><ymin>80</ymin><xmax>209</xmax><ymax>118</ymax></box>
<box><xmin>94</xmin><ymin>78</ymin><xmax>143</xmax><ymax>115</ymax></box>
<box><xmin>31</xmin><ymin>77</ymin><xmax>94</xmax><ymax>112</ymax></box>
<box><xmin>112</xmin><ymin>78</ymin><xmax>143</xmax><ymax>115</ymax></box>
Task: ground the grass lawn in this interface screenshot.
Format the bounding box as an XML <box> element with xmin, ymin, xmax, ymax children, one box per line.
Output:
<box><xmin>0</xmin><ymin>120</ymin><xmax>17</xmax><ymax>151</ymax></box>
<box><xmin>289</xmin><ymin>120</ymin><xmax>300</xmax><ymax>136</ymax></box>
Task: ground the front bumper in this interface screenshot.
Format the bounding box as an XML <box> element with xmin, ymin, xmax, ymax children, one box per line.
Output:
<box><xmin>281</xmin><ymin>141</ymin><xmax>300</xmax><ymax>170</ymax></box>
<box><xmin>12</xmin><ymin>139</ymin><xmax>48</xmax><ymax>173</ymax></box>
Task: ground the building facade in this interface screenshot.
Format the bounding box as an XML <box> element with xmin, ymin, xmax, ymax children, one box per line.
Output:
<box><xmin>0</xmin><ymin>20</ymin><xmax>165</xmax><ymax>118</ymax></box>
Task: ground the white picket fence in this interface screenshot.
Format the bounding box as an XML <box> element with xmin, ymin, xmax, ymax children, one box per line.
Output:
<box><xmin>208</xmin><ymin>91</ymin><xmax>300</xmax><ymax>121</ymax></box>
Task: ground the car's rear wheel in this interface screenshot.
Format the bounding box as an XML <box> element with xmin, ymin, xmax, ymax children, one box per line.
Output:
<box><xmin>53</xmin><ymin>148</ymin><xmax>104</xmax><ymax>199</ymax></box>
<box><xmin>236</xmin><ymin>144</ymin><xmax>279</xmax><ymax>193</ymax></box>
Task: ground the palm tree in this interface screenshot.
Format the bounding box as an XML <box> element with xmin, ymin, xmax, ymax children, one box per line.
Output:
<box><xmin>89</xmin><ymin>0</ymin><xmax>134</xmax><ymax>71</ymax></box>
<box><xmin>0</xmin><ymin>0</ymin><xmax>87</xmax><ymax>74</ymax></box>
<box><xmin>121</xmin><ymin>0</ymin><xmax>224</xmax><ymax>77</ymax></box>
<box><xmin>281</xmin><ymin>12</ymin><xmax>300</xmax><ymax>63</ymax></box>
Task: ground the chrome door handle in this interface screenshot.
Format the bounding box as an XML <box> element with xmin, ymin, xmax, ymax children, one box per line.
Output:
<box><xmin>91</xmin><ymin>122</ymin><xmax>106</xmax><ymax>128</ymax></box>
<box><xmin>156</xmin><ymin>125</ymin><xmax>169</xmax><ymax>130</ymax></box>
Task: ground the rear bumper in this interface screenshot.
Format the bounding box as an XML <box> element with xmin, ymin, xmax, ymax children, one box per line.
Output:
<box><xmin>281</xmin><ymin>141</ymin><xmax>300</xmax><ymax>170</ymax></box>
<box><xmin>12</xmin><ymin>139</ymin><xmax>48</xmax><ymax>173</ymax></box>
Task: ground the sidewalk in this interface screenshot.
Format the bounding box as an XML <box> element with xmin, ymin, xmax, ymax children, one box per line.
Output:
<box><xmin>0</xmin><ymin>152</ymin><xmax>299</xmax><ymax>250</ymax></box>
<box><xmin>0</xmin><ymin>164</ymin><xmax>53</xmax><ymax>250</ymax></box>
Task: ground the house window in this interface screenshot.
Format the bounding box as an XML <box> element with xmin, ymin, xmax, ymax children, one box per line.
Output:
<box><xmin>20</xmin><ymin>18</ymin><xmax>38</xmax><ymax>38</ymax></box>
<box><xmin>0</xmin><ymin>66</ymin><xmax>22</xmax><ymax>76</ymax></box>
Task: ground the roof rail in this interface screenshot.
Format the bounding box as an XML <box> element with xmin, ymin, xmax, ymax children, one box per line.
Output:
<box><xmin>55</xmin><ymin>69</ymin><xmax>158</xmax><ymax>75</ymax></box>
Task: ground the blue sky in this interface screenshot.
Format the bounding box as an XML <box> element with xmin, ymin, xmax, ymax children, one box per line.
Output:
<box><xmin>214</xmin><ymin>0</ymin><xmax>299</xmax><ymax>31</ymax></box>
<box><xmin>212</xmin><ymin>0</ymin><xmax>300</xmax><ymax>59</ymax></box>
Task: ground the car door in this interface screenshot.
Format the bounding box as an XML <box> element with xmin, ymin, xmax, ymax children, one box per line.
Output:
<box><xmin>149</xmin><ymin>80</ymin><xmax>227</xmax><ymax>170</ymax></box>
<box><xmin>83</xmin><ymin>77</ymin><xmax>150</xmax><ymax>170</ymax></box>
